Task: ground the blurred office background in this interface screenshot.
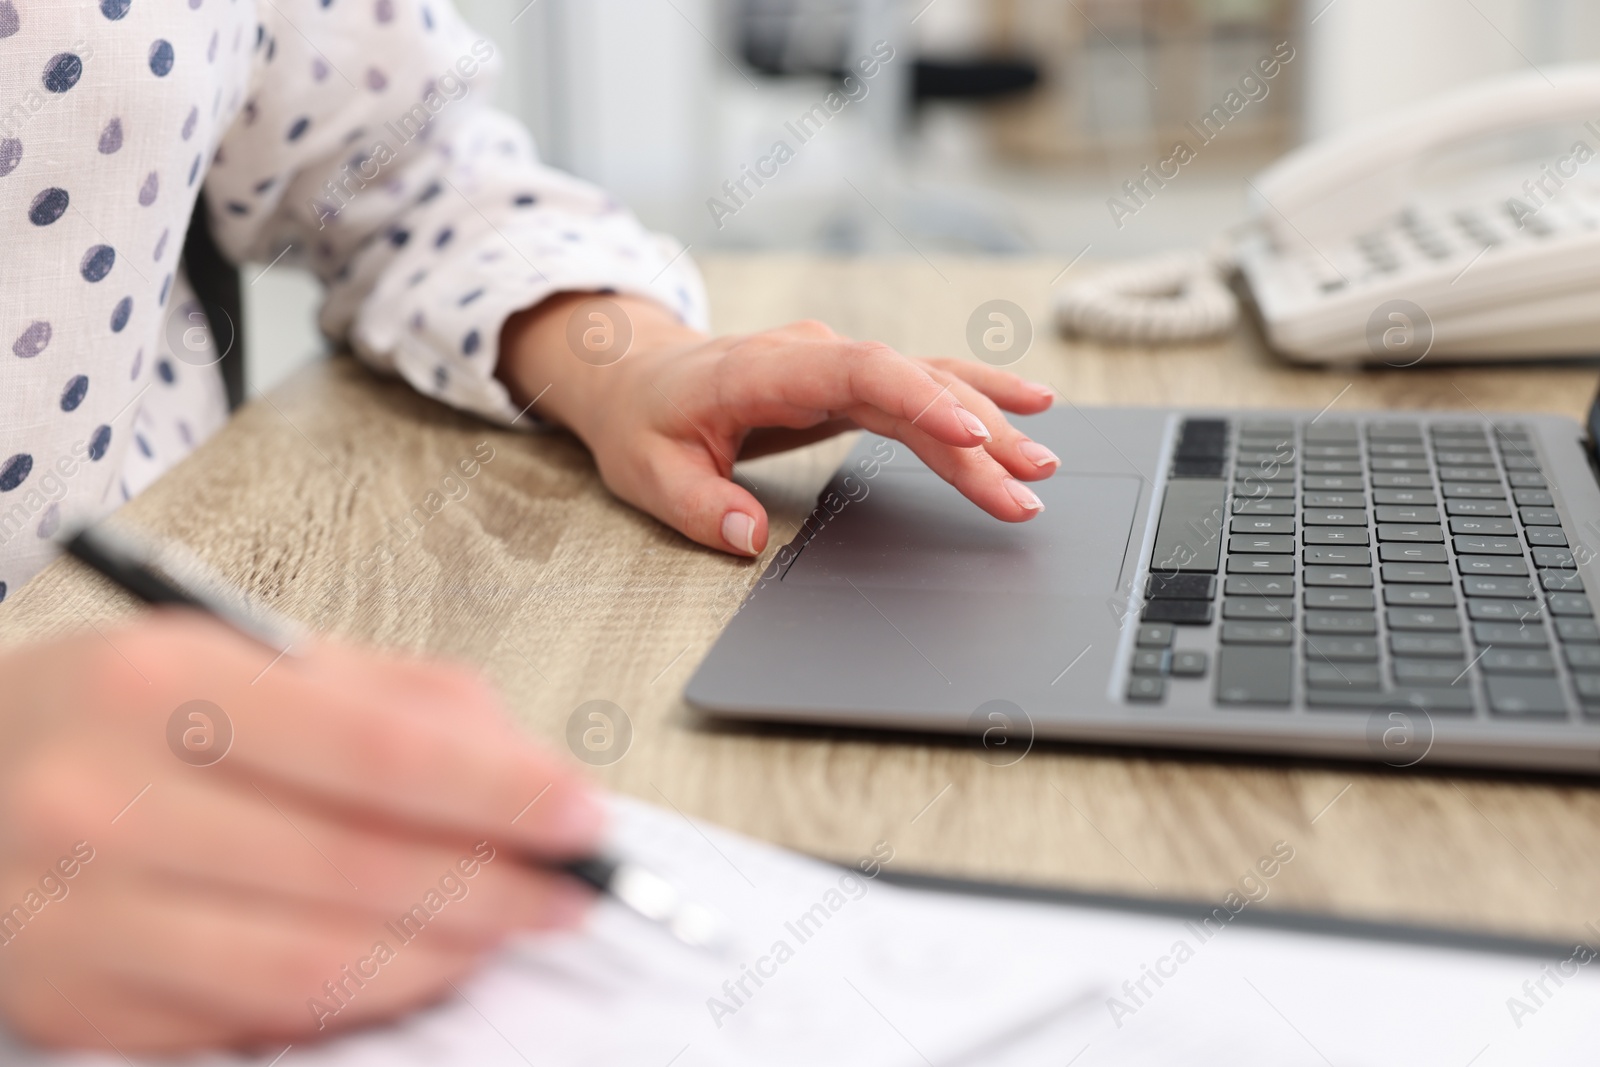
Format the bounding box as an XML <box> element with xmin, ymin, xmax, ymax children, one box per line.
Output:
<box><xmin>248</xmin><ymin>0</ymin><xmax>1600</xmax><ymax>390</ymax></box>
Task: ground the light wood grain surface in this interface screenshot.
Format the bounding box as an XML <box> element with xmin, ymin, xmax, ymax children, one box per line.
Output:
<box><xmin>5</xmin><ymin>255</ymin><xmax>1600</xmax><ymax>945</ymax></box>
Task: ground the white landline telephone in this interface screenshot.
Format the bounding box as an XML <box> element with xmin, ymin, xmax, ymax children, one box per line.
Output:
<box><xmin>1056</xmin><ymin>65</ymin><xmax>1600</xmax><ymax>364</ymax></box>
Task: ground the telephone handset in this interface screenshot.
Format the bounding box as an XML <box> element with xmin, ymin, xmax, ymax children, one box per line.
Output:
<box><xmin>1056</xmin><ymin>65</ymin><xmax>1600</xmax><ymax>364</ymax></box>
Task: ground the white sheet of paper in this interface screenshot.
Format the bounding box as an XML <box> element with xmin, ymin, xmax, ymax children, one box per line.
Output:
<box><xmin>11</xmin><ymin>797</ymin><xmax>1596</xmax><ymax>1066</ymax></box>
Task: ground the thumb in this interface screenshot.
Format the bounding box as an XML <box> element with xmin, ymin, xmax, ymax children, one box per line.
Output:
<box><xmin>618</xmin><ymin>441</ymin><xmax>770</xmax><ymax>557</ymax></box>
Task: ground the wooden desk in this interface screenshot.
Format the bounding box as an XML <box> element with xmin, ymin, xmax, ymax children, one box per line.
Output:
<box><xmin>6</xmin><ymin>255</ymin><xmax>1600</xmax><ymax>944</ymax></box>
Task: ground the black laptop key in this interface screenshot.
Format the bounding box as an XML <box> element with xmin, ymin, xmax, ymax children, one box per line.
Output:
<box><xmin>1304</xmin><ymin>508</ymin><xmax>1367</xmax><ymax>526</ymax></box>
<box><xmin>1305</xmin><ymin>588</ymin><xmax>1376</xmax><ymax>610</ymax></box>
<box><xmin>1306</xmin><ymin>663</ymin><xmax>1382</xmax><ymax>689</ymax></box>
<box><xmin>1141</xmin><ymin>599</ymin><xmax>1214</xmax><ymax>625</ymax></box>
<box><xmin>1548</xmin><ymin>593</ymin><xmax>1595</xmax><ymax>616</ymax></box>
<box><xmin>1452</xmin><ymin>535</ymin><xmax>1523</xmax><ymax>556</ymax></box>
<box><xmin>1437</xmin><ymin>467</ymin><xmax>1500</xmax><ymax>483</ymax></box>
<box><xmin>1374</xmin><ymin>505</ymin><xmax>1440</xmax><ymax>523</ymax></box>
<box><xmin>1380</xmin><ymin>562</ymin><xmax>1452</xmax><ymax>584</ymax></box>
<box><xmin>1508</xmin><ymin>472</ymin><xmax>1548</xmax><ymax>488</ymax></box>
<box><xmin>1456</xmin><ymin>555</ymin><xmax>1530</xmax><ymax>577</ymax></box>
<box><xmin>1449</xmin><ymin>516</ymin><xmax>1516</xmax><ymax>536</ymax></box>
<box><xmin>1472</xmin><ymin>621</ymin><xmax>1549</xmax><ymax>647</ymax></box>
<box><xmin>1304</xmin><ymin>492</ymin><xmax>1366</xmax><ymax>508</ymax></box>
<box><xmin>1221</xmin><ymin>622</ymin><xmax>1293</xmax><ymax>645</ymax></box>
<box><xmin>1151</xmin><ymin>480</ymin><xmax>1226</xmax><ymax>572</ymax></box>
<box><xmin>1223</xmin><ymin>597</ymin><xmax>1294</xmax><ymax>621</ymax></box>
<box><xmin>1131</xmin><ymin>649</ymin><xmax>1168</xmax><ymax>674</ymax></box>
<box><xmin>1304</xmin><ymin>475</ymin><xmax>1365</xmax><ymax>491</ymax></box>
<box><xmin>1461</xmin><ymin>575</ymin><xmax>1534</xmax><ymax>598</ymax></box>
<box><xmin>1520</xmin><ymin>508</ymin><xmax>1561</xmax><ymax>526</ymax></box>
<box><xmin>1373</xmin><ymin>488</ymin><xmax>1435</xmax><ymax>505</ymax></box>
<box><xmin>1533</xmin><ymin>548</ymin><xmax>1577</xmax><ymax>570</ymax></box>
<box><xmin>1486</xmin><ymin>676</ymin><xmax>1570</xmax><ymax>718</ymax></box>
<box><xmin>1556</xmin><ymin>618</ymin><xmax>1600</xmax><ymax>643</ymax></box>
<box><xmin>1368</xmin><ymin>457</ymin><xmax>1430</xmax><ymax>472</ymax></box>
<box><xmin>1542</xmin><ymin>570</ymin><xmax>1585</xmax><ymax>592</ymax></box>
<box><xmin>1127</xmin><ymin>676</ymin><xmax>1166</xmax><ymax>702</ymax></box>
<box><xmin>1171</xmin><ymin>651</ymin><xmax>1209</xmax><ymax>677</ymax></box>
<box><xmin>1216</xmin><ymin>646</ymin><xmax>1293</xmax><ymax>705</ymax></box>
<box><xmin>1378</xmin><ymin>524</ymin><xmax>1445</xmax><ymax>543</ymax></box>
<box><xmin>1303</xmin><ymin>527</ymin><xmax>1370</xmax><ymax>546</ymax></box>
<box><xmin>1136</xmin><ymin>623</ymin><xmax>1175</xmax><ymax>647</ymax></box>
<box><xmin>1466</xmin><ymin>598</ymin><xmax>1542</xmax><ymax>622</ymax></box>
<box><xmin>1392</xmin><ymin>659</ymin><xmax>1464</xmax><ymax>684</ymax></box>
<box><xmin>1304</xmin><ymin>636</ymin><xmax>1379</xmax><ymax>662</ymax></box>
<box><xmin>1230</xmin><ymin>534</ymin><xmax>1295</xmax><ymax>554</ymax></box>
<box><xmin>1566</xmin><ymin>646</ymin><xmax>1600</xmax><ymax>671</ymax></box>
<box><xmin>1224</xmin><ymin>575</ymin><xmax>1295</xmax><ymax>597</ymax></box>
<box><xmin>1305</xmin><ymin>611</ymin><xmax>1377</xmax><ymax>635</ymax></box>
<box><xmin>1370</xmin><ymin>473</ymin><xmax>1435</xmax><ymax>488</ymax></box>
<box><xmin>1227</xmin><ymin>555</ymin><xmax>1295</xmax><ymax>576</ymax></box>
<box><xmin>1383</xmin><ymin>584</ymin><xmax>1458</xmax><ymax>607</ymax></box>
<box><xmin>1480</xmin><ymin>649</ymin><xmax>1557</xmax><ymax>674</ymax></box>
<box><xmin>1233</xmin><ymin>499</ymin><xmax>1295</xmax><ymax>516</ymax></box>
<box><xmin>1576</xmin><ymin>675</ymin><xmax>1600</xmax><ymax>705</ymax></box>
<box><xmin>1388</xmin><ymin>607</ymin><xmax>1460</xmax><ymax>631</ymax></box>
<box><xmin>1231</xmin><ymin>515</ymin><xmax>1295</xmax><ymax>535</ymax></box>
<box><xmin>1446</xmin><ymin>499</ymin><xmax>1512</xmax><ymax>517</ymax></box>
<box><xmin>1442</xmin><ymin>483</ymin><xmax>1505</xmax><ymax>499</ymax></box>
<box><xmin>1379</xmin><ymin>543</ymin><xmax>1447</xmax><ymax>563</ymax></box>
<box><xmin>1303</xmin><ymin>565</ymin><xmax>1373</xmax><ymax>587</ymax></box>
<box><xmin>1391</xmin><ymin>633</ymin><xmax>1466</xmax><ymax>659</ymax></box>
<box><xmin>1304</xmin><ymin>546</ymin><xmax>1371</xmax><ymax>566</ymax></box>
<box><xmin>1147</xmin><ymin>573</ymin><xmax>1217</xmax><ymax>599</ymax></box>
<box><xmin>1514</xmin><ymin>489</ymin><xmax>1555</xmax><ymax>507</ymax></box>
<box><xmin>1433</xmin><ymin>451</ymin><xmax>1493</xmax><ymax>466</ymax></box>
<box><xmin>1524</xmin><ymin>527</ymin><xmax>1568</xmax><ymax>547</ymax></box>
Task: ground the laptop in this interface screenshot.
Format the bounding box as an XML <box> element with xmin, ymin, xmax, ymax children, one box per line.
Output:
<box><xmin>685</xmin><ymin>390</ymin><xmax>1600</xmax><ymax>774</ymax></box>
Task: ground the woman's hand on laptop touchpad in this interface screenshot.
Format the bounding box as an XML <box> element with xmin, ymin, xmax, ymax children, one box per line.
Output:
<box><xmin>498</xmin><ymin>296</ymin><xmax>1059</xmax><ymax>558</ymax></box>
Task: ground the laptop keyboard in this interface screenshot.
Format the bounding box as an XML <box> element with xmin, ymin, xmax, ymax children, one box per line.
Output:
<box><xmin>1127</xmin><ymin>416</ymin><xmax>1598</xmax><ymax>719</ymax></box>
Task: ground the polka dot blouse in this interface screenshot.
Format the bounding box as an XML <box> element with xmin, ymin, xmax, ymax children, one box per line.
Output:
<box><xmin>0</xmin><ymin>0</ymin><xmax>708</xmax><ymax>603</ymax></box>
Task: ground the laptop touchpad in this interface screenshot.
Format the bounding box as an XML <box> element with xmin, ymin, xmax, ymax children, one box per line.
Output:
<box><xmin>782</xmin><ymin>470</ymin><xmax>1144</xmax><ymax>594</ymax></box>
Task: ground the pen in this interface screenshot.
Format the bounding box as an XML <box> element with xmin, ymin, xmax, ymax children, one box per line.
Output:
<box><xmin>62</xmin><ymin>524</ymin><xmax>728</xmax><ymax>952</ymax></box>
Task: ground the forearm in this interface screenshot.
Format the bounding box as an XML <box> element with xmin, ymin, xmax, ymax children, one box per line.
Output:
<box><xmin>496</xmin><ymin>293</ymin><xmax>706</xmax><ymax>444</ymax></box>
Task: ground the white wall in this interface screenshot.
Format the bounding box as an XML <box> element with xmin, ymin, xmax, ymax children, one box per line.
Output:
<box><xmin>1303</xmin><ymin>0</ymin><xmax>1600</xmax><ymax>139</ymax></box>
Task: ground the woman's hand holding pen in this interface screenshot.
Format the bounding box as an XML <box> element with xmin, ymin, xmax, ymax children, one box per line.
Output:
<box><xmin>498</xmin><ymin>294</ymin><xmax>1062</xmax><ymax>558</ymax></box>
<box><xmin>0</xmin><ymin>613</ymin><xmax>603</xmax><ymax>1052</ymax></box>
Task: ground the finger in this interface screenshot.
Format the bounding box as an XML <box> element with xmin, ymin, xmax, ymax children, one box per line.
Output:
<box><xmin>100</xmin><ymin>771</ymin><xmax>589</xmax><ymax>942</ymax></box>
<box><xmin>0</xmin><ymin>974</ymin><xmax>241</xmax><ymax>1052</ymax></box>
<box><xmin>922</xmin><ymin>357</ymin><xmax>1056</xmax><ymax>414</ymax></box>
<box><xmin>602</xmin><ymin>439</ymin><xmax>769</xmax><ymax>557</ymax></box>
<box><xmin>850</xmin><ymin>409</ymin><xmax>1045</xmax><ymax>522</ymax></box>
<box><xmin>105</xmin><ymin>615</ymin><xmax>606</xmax><ymax>860</ymax></box>
<box><xmin>719</xmin><ymin>338</ymin><xmax>993</xmax><ymax>449</ymax></box>
<box><xmin>56</xmin><ymin>879</ymin><xmax>488</xmax><ymax>1042</ymax></box>
<box><xmin>921</xmin><ymin>367</ymin><xmax>1059</xmax><ymax>482</ymax></box>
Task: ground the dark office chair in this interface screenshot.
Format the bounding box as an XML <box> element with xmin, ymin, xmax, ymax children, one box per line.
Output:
<box><xmin>182</xmin><ymin>196</ymin><xmax>248</xmax><ymax>412</ymax></box>
<box><xmin>736</xmin><ymin>0</ymin><xmax>1039</xmax><ymax>105</ymax></box>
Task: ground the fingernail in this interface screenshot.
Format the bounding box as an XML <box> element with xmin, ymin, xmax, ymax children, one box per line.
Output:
<box><xmin>1019</xmin><ymin>441</ymin><xmax>1059</xmax><ymax>469</ymax></box>
<box><xmin>1004</xmin><ymin>478</ymin><xmax>1045</xmax><ymax>512</ymax></box>
<box><xmin>956</xmin><ymin>406</ymin><xmax>992</xmax><ymax>441</ymax></box>
<box><xmin>721</xmin><ymin>511</ymin><xmax>757</xmax><ymax>555</ymax></box>
<box><xmin>1031</xmin><ymin>383</ymin><xmax>1056</xmax><ymax>404</ymax></box>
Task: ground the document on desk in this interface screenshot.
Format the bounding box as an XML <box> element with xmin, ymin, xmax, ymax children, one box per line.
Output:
<box><xmin>15</xmin><ymin>797</ymin><xmax>1597</xmax><ymax>1066</ymax></box>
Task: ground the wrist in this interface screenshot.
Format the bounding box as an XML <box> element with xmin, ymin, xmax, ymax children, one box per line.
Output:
<box><xmin>498</xmin><ymin>293</ymin><xmax>704</xmax><ymax>443</ymax></box>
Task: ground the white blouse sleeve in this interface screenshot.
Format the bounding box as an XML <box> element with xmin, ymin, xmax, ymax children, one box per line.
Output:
<box><xmin>204</xmin><ymin>0</ymin><xmax>708</xmax><ymax>425</ymax></box>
